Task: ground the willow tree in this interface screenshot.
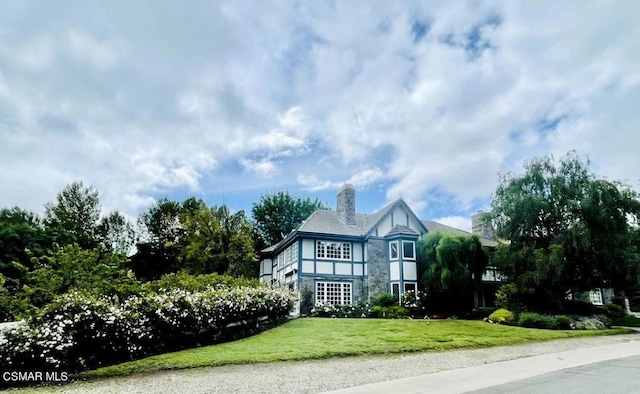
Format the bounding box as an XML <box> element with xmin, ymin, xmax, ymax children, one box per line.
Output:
<box><xmin>491</xmin><ymin>151</ymin><xmax>640</xmax><ymax>309</ymax></box>
<box><xmin>420</xmin><ymin>232</ymin><xmax>488</xmax><ymax>312</ymax></box>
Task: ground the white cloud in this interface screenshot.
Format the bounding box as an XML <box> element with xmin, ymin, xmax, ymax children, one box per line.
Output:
<box><xmin>67</xmin><ymin>30</ymin><xmax>121</xmax><ymax>69</ymax></box>
<box><xmin>248</xmin><ymin>131</ymin><xmax>305</xmax><ymax>154</ymax></box>
<box><xmin>297</xmin><ymin>174</ymin><xmax>338</xmax><ymax>192</ymax></box>
<box><xmin>0</xmin><ymin>1</ymin><xmax>638</xmax><ymax>222</ymax></box>
<box><xmin>240</xmin><ymin>158</ymin><xmax>278</xmax><ymax>178</ymax></box>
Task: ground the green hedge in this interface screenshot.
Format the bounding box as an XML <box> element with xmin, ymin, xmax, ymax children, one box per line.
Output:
<box><xmin>518</xmin><ymin>312</ymin><xmax>558</xmax><ymax>329</ymax></box>
<box><xmin>488</xmin><ymin>308</ymin><xmax>515</xmax><ymax>324</ymax></box>
<box><xmin>0</xmin><ymin>285</ymin><xmax>295</xmax><ymax>375</ymax></box>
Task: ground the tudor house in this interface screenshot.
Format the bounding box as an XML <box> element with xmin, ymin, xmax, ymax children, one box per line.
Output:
<box><xmin>258</xmin><ymin>184</ymin><xmax>499</xmax><ymax>313</ymax></box>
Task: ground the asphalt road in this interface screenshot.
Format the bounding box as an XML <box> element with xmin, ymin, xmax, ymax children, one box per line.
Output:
<box><xmin>470</xmin><ymin>355</ymin><xmax>640</xmax><ymax>394</ymax></box>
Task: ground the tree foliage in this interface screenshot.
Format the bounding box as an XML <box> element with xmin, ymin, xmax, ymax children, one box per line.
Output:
<box><xmin>491</xmin><ymin>151</ymin><xmax>640</xmax><ymax>308</ymax></box>
<box><xmin>131</xmin><ymin>197</ymin><xmax>257</xmax><ymax>280</ymax></box>
<box><xmin>180</xmin><ymin>199</ymin><xmax>256</xmax><ymax>278</ymax></box>
<box><xmin>44</xmin><ymin>181</ymin><xmax>101</xmax><ymax>249</ymax></box>
<box><xmin>130</xmin><ymin>198</ymin><xmax>184</xmax><ymax>280</ymax></box>
<box><xmin>420</xmin><ymin>232</ymin><xmax>488</xmax><ymax>312</ymax></box>
<box><xmin>251</xmin><ymin>192</ymin><xmax>327</xmax><ymax>249</ymax></box>
<box><xmin>97</xmin><ymin>211</ymin><xmax>135</xmax><ymax>255</ymax></box>
<box><xmin>0</xmin><ymin>182</ymin><xmax>268</xmax><ymax>321</ymax></box>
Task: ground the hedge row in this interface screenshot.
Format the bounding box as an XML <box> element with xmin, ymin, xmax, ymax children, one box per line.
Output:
<box><xmin>0</xmin><ymin>285</ymin><xmax>295</xmax><ymax>373</ymax></box>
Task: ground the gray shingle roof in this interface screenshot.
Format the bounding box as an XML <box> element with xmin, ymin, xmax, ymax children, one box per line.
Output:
<box><xmin>421</xmin><ymin>220</ymin><xmax>499</xmax><ymax>247</ymax></box>
<box><xmin>297</xmin><ymin>198</ymin><xmax>410</xmax><ymax>237</ymax></box>
<box><xmin>387</xmin><ymin>225</ymin><xmax>419</xmax><ymax>236</ymax></box>
<box><xmin>261</xmin><ymin>199</ymin><xmax>413</xmax><ymax>254</ymax></box>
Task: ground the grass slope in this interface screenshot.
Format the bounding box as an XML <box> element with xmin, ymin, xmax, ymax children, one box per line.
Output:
<box><xmin>82</xmin><ymin>318</ymin><xmax>630</xmax><ymax>379</ymax></box>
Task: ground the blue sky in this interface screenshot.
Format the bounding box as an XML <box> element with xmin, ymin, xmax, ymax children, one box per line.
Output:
<box><xmin>1</xmin><ymin>1</ymin><xmax>639</xmax><ymax>232</ymax></box>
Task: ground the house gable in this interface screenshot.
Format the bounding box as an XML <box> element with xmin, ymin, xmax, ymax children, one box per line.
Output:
<box><xmin>364</xmin><ymin>199</ymin><xmax>427</xmax><ymax>238</ymax></box>
<box><xmin>258</xmin><ymin>187</ymin><xmax>432</xmax><ymax>312</ymax></box>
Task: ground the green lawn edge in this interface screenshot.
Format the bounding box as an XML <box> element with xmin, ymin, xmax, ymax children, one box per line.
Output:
<box><xmin>79</xmin><ymin>318</ymin><xmax>633</xmax><ymax>380</ymax></box>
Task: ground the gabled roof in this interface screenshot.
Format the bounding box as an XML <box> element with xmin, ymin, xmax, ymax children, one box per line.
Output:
<box><xmin>261</xmin><ymin>198</ymin><xmax>427</xmax><ymax>255</ymax></box>
<box><xmin>421</xmin><ymin>220</ymin><xmax>499</xmax><ymax>247</ymax></box>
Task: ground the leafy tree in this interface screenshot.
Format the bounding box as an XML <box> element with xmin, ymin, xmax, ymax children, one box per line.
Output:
<box><xmin>180</xmin><ymin>199</ymin><xmax>256</xmax><ymax>277</ymax></box>
<box><xmin>252</xmin><ymin>191</ymin><xmax>327</xmax><ymax>249</ymax></box>
<box><xmin>130</xmin><ymin>198</ymin><xmax>184</xmax><ymax>280</ymax></box>
<box><xmin>97</xmin><ymin>211</ymin><xmax>135</xmax><ymax>255</ymax></box>
<box><xmin>420</xmin><ymin>232</ymin><xmax>488</xmax><ymax>312</ymax></box>
<box><xmin>491</xmin><ymin>151</ymin><xmax>640</xmax><ymax>309</ymax></box>
<box><xmin>44</xmin><ymin>181</ymin><xmax>101</xmax><ymax>249</ymax></box>
<box><xmin>132</xmin><ymin>197</ymin><xmax>257</xmax><ymax>280</ymax></box>
<box><xmin>0</xmin><ymin>207</ymin><xmax>53</xmax><ymax>320</ymax></box>
<box><xmin>0</xmin><ymin>244</ymin><xmax>134</xmax><ymax>319</ymax></box>
<box><xmin>0</xmin><ymin>207</ymin><xmax>50</xmax><ymax>282</ymax></box>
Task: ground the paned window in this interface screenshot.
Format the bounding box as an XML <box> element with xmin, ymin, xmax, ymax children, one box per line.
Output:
<box><xmin>392</xmin><ymin>283</ymin><xmax>400</xmax><ymax>299</ymax></box>
<box><xmin>403</xmin><ymin>241</ymin><xmax>415</xmax><ymax>259</ymax></box>
<box><xmin>404</xmin><ymin>282</ymin><xmax>417</xmax><ymax>294</ymax></box>
<box><xmin>389</xmin><ymin>241</ymin><xmax>399</xmax><ymax>260</ymax></box>
<box><xmin>316</xmin><ymin>241</ymin><xmax>351</xmax><ymax>260</ymax></box>
<box><xmin>316</xmin><ymin>282</ymin><xmax>352</xmax><ymax>305</ymax></box>
<box><xmin>589</xmin><ymin>289</ymin><xmax>603</xmax><ymax>305</ymax></box>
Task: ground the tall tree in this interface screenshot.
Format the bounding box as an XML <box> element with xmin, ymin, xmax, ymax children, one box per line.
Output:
<box><xmin>252</xmin><ymin>191</ymin><xmax>327</xmax><ymax>249</ymax></box>
<box><xmin>420</xmin><ymin>232</ymin><xmax>488</xmax><ymax>312</ymax></box>
<box><xmin>44</xmin><ymin>181</ymin><xmax>101</xmax><ymax>249</ymax></box>
<box><xmin>491</xmin><ymin>151</ymin><xmax>640</xmax><ymax>308</ymax></box>
<box><xmin>130</xmin><ymin>198</ymin><xmax>184</xmax><ymax>280</ymax></box>
<box><xmin>0</xmin><ymin>207</ymin><xmax>51</xmax><ymax>294</ymax></box>
<box><xmin>180</xmin><ymin>199</ymin><xmax>256</xmax><ymax>277</ymax></box>
<box><xmin>97</xmin><ymin>211</ymin><xmax>136</xmax><ymax>255</ymax></box>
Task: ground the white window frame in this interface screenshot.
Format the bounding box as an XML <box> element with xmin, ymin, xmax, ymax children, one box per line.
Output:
<box><xmin>404</xmin><ymin>282</ymin><xmax>417</xmax><ymax>294</ymax></box>
<box><xmin>389</xmin><ymin>241</ymin><xmax>399</xmax><ymax>260</ymax></box>
<box><xmin>589</xmin><ymin>289</ymin><xmax>604</xmax><ymax>305</ymax></box>
<box><xmin>316</xmin><ymin>281</ymin><xmax>352</xmax><ymax>305</ymax></box>
<box><xmin>391</xmin><ymin>283</ymin><xmax>400</xmax><ymax>299</ymax></box>
<box><xmin>402</xmin><ymin>241</ymin><xmax>416</xmax><ymax>260</ymax></box>
<box><xmin>316</xmin><ymin>241</ymin><xmax>351</xmax><ymax>261</ymax></box>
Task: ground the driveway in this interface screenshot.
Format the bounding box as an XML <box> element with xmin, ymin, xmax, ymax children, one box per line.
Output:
<box><xmin>20</xmin><ymin>333</ymin><xmax>640</xmax><ymax>394</ymax></box>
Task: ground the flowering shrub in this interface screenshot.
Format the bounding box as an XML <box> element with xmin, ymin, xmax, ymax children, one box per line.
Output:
<box><xmin>574</xmin><ymin>315</ymin><xmax>609</xmax><ymax>330</ymax></box>
<box><xmin>310</xmin><ymin>301</ymin><xmax>371</xmax><ymax>318</ymax></box>
<box><xmin>0</xmin><ymin>285</ymin><xmax>295</xmax><ymax>374</ymax></box>
<box><xmin>401</xmin><ymin>290</ymin><xmax>427</xmax><ymax>317</ymax></box>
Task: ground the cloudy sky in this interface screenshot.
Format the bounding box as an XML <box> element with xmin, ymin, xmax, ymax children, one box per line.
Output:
<box><xmin>1</xmin><ymin>1</ymin><xmax>639</xmax><ymax>231</ymax></box>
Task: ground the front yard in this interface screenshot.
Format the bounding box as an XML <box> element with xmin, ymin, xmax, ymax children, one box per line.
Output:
<box><xmin>83</xmin><ymin>318</ymin><xmax>631</xmax><ymax>379</ymax></box>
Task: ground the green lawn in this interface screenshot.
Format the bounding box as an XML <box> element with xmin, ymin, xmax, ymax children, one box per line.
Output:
<box><xmin>82</xmin><ymin>318</ymin><xmax>631</xmax><ymax>379</ymax></box>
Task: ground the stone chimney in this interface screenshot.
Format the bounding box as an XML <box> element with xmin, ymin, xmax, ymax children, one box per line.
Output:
<box><xmin>471</xmin><ymin>210</ymin><xmax>494</xmax><ymax>239</ymax></box>
<box><xmin>337</xmin><ymin>184</ymin><xmax>356</xmax><ymax>225</ymax></box>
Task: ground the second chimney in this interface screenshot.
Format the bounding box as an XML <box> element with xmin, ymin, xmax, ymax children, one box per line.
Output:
<box><xmin>337</xmin><ymin>184</ymin><xmax>356</xmax><ymax>225</ymax></box>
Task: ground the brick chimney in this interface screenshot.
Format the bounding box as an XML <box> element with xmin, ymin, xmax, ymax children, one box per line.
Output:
<box><xmin>337</xmin><ymin>184</ymin><xmax>356</xmax><ymax>225</ymax></box>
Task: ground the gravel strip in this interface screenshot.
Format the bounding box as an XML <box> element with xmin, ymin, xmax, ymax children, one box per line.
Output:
<box><xmin>21</xmin><ymin>333</ymin><xmax>640</xmax><ymax>394</ymax></box>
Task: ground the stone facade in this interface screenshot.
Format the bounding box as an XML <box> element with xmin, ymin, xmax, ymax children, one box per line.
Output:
<box><xmin>366</xmin><ymin>238</ymin><xmax>390</xmax><ymax>302</ymax></box>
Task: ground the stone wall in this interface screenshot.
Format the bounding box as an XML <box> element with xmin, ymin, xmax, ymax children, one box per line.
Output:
<box><xmin>366</xmin><ymin>238</ymin><xmax>389</xmax><ymax>302</ymax></box>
